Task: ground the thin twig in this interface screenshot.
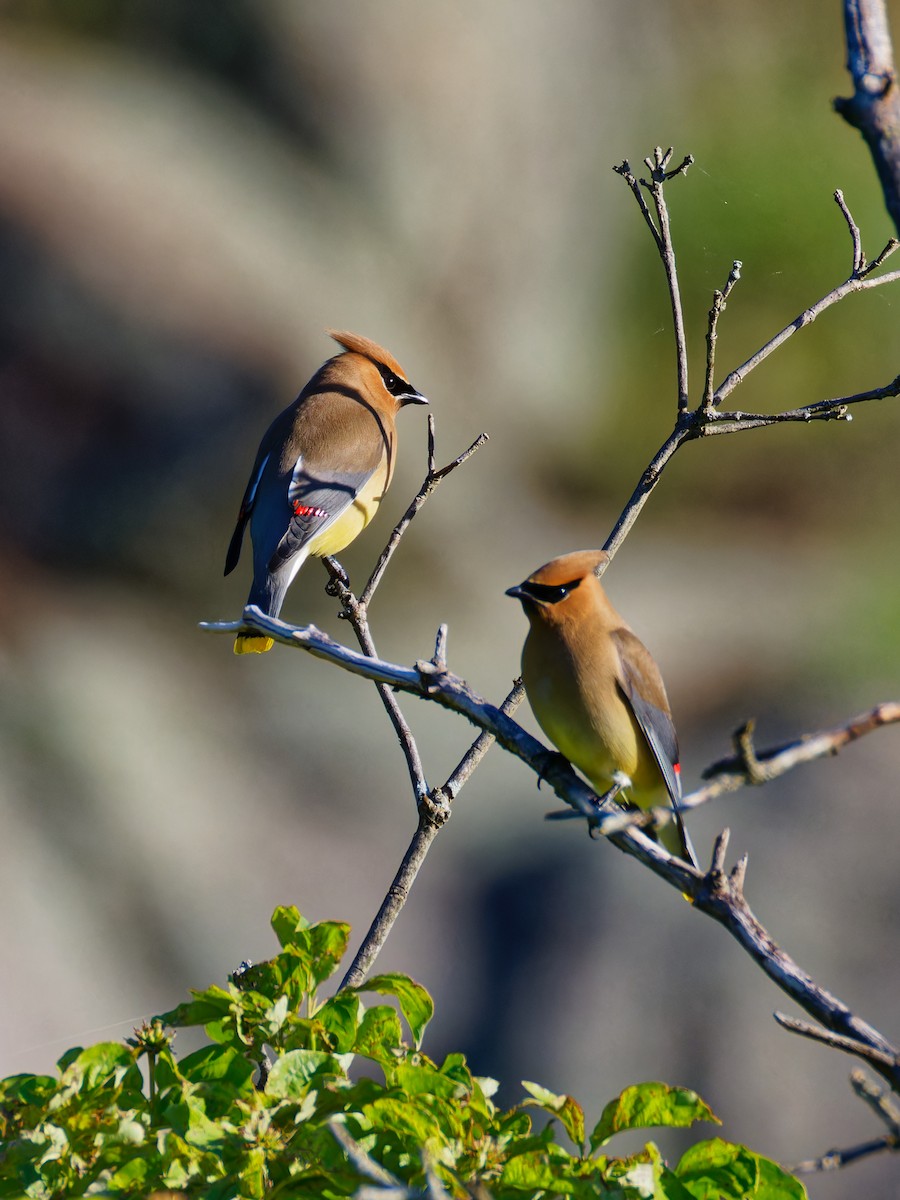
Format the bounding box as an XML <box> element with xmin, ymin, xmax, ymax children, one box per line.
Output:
<box><xmin>323</xmin><ymin>563</ymin><xmax>429</xmax><ymax>802</ymax></box>
<box><xmin>645</xmin><ymin>147</ymin><xmax>693</xmax><ymax>412</ymax></box>
<box><xmin>714</xmin><ymin>249</ymin><xmax>900</xmax><ymax>408</ymax></box>
<box><xmin>362</xmin><ymin>417</ymin><xmax>488</xmax><ymax>606</ymax></box>
<box><xmin>790</xmin><ymin>1136</ymin><xmax>897</xmax><ymax>1174</ymax></box>
<box><xmin>693</xmin><ymin>857</ymin><xmax>900</xmax><ymax>1092</ymax></box>
<box><xmin>851</xmin><ymin>1068</ymin><xmax>900</xmax><ymax>1130</ymax></box>
<box><xmin>774</xmin><ymin>1012</ymin><xmax>900</xmax><ymax>1072</ymax></box>
<box><xmin>339</xmin><ymin>685</ymin><xmax>524</xmax><ymax>991</ymax></box>
<box><xmin>614</xmin><ymin>148</ymin><xmax>693</xmax><ymax>413</ymax></box>
<box><xmin>599</xmin><ymin>424</ymin><xmax>691</xmax><ymax>572</ymax></box>
<box><xmin>835</xmin><ymin>188</ymin><xmax>865</xmax><ymax>272</ymax></box>
<box><xmin>338</xmin><ymin>810</ymin><xmax>443</xmax><ymax>992</ymax></box>
<box><xmin>612</xmin><ymin>160</ymin><xmax>662</xmax><ymax>249</ymax></box>
<box><xmin>697</xmin><ymin>702</ymin><xmax>900</xmax><ymax>800</ymax></box>
<box><xmin>702</xmin><ymin>262</ymin><xmax>742</xmax><ymax>415</ymax></box>
<box><xmin>789</xmin><ymin>1069</ymin><xmax>900</xmax><ymax>1174</ymax></box>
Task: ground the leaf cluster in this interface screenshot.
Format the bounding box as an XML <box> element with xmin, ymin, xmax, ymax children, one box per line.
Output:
<box><xmin>0</xmin><ymin>909</ymin><xmax>805</xmax><ymax>1199</ymax></box>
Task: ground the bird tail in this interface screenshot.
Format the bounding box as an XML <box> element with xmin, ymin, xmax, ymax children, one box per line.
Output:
<box><xmin>233</xmin><ymin>566</ymin><xmax>292</xmax><ymax>655</ymax></box>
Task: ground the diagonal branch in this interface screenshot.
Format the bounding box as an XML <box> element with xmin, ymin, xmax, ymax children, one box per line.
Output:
<box><xmin>774</xmin><ymin>1011</ymin><xmax>899</xmax><ymax>1072</ymax></box>
<box><xmin>204</xmin><ymin>614</ymin><xmax>900</xmax><ymax>1087</ymax></box>
<box><xmin>339</xmin><ymin>683</ymin><xmax>525</xmax><ymax>990</ymax></box>
<box><xmin>360</xmin><ymin>416</ymin><xmax>488</xmax><ymax>607</ymax></box>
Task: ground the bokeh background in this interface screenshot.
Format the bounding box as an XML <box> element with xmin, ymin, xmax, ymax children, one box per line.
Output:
<box><xmin>1</xmin><ymin>1</ymin><xmax>899</xmax><ymax>1194</ymax></box>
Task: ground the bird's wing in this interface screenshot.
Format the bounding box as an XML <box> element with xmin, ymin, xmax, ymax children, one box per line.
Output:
<box><xmin>611</xmin><ymin>627</ymin><xmax>698</xmax><ymax>866</ymax></box>
<box><xmin>267</xmin><ymin>457</ymin><xmax>376</xmax><ymax>571</ymax></box>
<box><xmin>224</xmin><ymin>450</ymin><xmax>271</xmax><ymax>576</ymax></box>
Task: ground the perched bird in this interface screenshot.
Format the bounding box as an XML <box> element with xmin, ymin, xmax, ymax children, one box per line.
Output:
<box><xmin>506</xmin><ymin>549</ymin><xmax>697</xmax><ymax>864</ymax></box>
<box><xmin>225</xmin><ymin>330</ymin><xmax>428</xmax><ymax>653</ymax></box>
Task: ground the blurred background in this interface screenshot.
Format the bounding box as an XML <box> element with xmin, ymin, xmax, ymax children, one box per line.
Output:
<box><xmin>0</xmin><ymin>0</ymin><xmax>898</xmax><ymax>1193</ymax></box>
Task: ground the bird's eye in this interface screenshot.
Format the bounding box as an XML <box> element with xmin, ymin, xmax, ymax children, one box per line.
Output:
<box><xmin>522</xmin><ymin>579</ymin><xmax>581</xmax><ymax>604</ymax></box>
<box><xmin>377</xmin><ymin>363</ymin><xmax>407</xmax><ymax>396</ymax></box>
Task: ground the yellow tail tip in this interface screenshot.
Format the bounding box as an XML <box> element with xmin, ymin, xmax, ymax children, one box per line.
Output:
<box><xmin>233</xmin><ymin>634</ymin><xmax>275</xmax><ymax>655</ymax></box>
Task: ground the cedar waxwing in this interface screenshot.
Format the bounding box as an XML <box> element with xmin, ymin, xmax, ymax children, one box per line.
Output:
<box><xmin>225</xmin><ymin>330</ymin><xmax>428</xmax><ymax>654</ymax></box>
<box><xmin>506</xmin><ymin>550</ymin><xmax>697</xmax><ymax>865</ymax></box>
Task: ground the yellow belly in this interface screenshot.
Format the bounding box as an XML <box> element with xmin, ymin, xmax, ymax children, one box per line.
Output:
<box><xmin>306</xmin><ymin>472</ymin><xmax>386</xmax><ymax>558</ymax></box>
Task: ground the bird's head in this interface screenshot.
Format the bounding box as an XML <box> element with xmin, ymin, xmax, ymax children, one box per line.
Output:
<box><xmin>326</xmin><ymin>329</ymin><xmax>429</xmax><ymax>411</ymax></box>
<box><xmin>506</xmin><ymin>550</ymin><xmax>610</xmax><ymax>622</ymax></box>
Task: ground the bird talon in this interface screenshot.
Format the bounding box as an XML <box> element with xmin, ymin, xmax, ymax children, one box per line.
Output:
<box><xmin>535</xmin><ymin>749</ymin><xmax>570</xmax><ymax>790</ymax></box>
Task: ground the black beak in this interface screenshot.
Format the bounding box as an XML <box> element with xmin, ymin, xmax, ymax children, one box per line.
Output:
<box><xmin>505</xmin><ymin>584</ymin><xmax>526</xmax><ymax>600</ymax></box>
<box><xmin>400</xmin><ymin>389</ymin><xmax>429</xmax><ymax>407</ymax></box>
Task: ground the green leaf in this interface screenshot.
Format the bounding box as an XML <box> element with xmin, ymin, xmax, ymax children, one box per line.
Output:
<box><xmin>499</xmin><ymin>1149</ymin><xmax>564</xmax><ymax>1191</ymax></box>
<box><xmin>0</xmin><ymin>1073</ymin><xmax>56</xmax><ymax>1106</ymax></box>
<box><xmin>676</xmin><ymin>1138</ymin><xmax>760</xmax><ymax>1199</ymax></box>
<box><xmin>355</xmin><ymin>974</ymin><xmax>434</xmax><ymax>1047</ymax></box>
<box><xmin>394</xmin><ymin>1061</ymin><xmax>467</xmax><ymax>1101</ymax></box>
<box><xmin>178</xmin><ymin>1045</ymin><xmax>256</xmax><ymax>1094</ymax></box>
<box><xmin>354</xmin><ymin>1005</ymin><xmax>404</xmax><ymax>1064</ymax></box>
<box><xmin>107</xmin><ymin>1155</ymin><xmax>151</xmax><ymax>1189</ymax></box>
<box><xmin>158</xmin><ymin>984</ymin><xmax>236</xmax><ymax>1031</ymax></box>
<box><xmin>308</xmin><ymin>920</ymin><xmax>352</xmax><ymax>986</ymax></box>
<box><xmin>64</xmin><ymin>1042</ymin><xmax>135</xmax><ymax>1091</ymax></box>
<box><xmin>591</xmin><ymin>1082</ymin><xmax>719</xmax><ymax>1150</ymax></box>
<box><xmin>754</xmin><ymin>1155</ymin><xmax>808</xmax><ymax>1200</ymax></box>
<box><xmin>522</xmin><ymin>1081</ymin><xmax>586</xmax><ymax>1152</ymax></box>
<box><xmin>266</xmin><ymin>1049</ymin><xmax>347</xmax><ymax>1099</ymax></box>
<box><xmin>315</xmin><ymin>991</ymin><xmax>361</xmax><ymax>1053</ymax></box>
<box><xmin>271</xmin><ymin>904</ymin><xmax>310</xmax><ymax>949</ymax></box>
<box><xmin>363</xmin><ymin>1095</ymin><xmax>445</xmax><ymax>1147</ymax></box>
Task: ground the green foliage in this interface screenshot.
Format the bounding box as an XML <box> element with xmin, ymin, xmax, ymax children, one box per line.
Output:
<box><xmin>0</xmin><ymin>908</ymin><xmax>806</xmax><ymax>1199</ymax></box>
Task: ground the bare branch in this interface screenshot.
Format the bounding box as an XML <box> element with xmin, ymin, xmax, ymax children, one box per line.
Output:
<box><xmin>338</xmin><ymin>812</ymin><xmax>442</xmax><ymax>992</ymax></box>
<box><xmin>599</xmin><ymin>164</ymin><xmax>898</xmax><ymax>575</ymax></box>
<box><xmin>339</xmin><ymin>685</ymin><xmax>524</xmax><ymax>991</ymax></box>
<box><xmin>851</xmin><ymin>1068</ymin><xmax>900</xmax><ymax>1131</ymax></box>
<box><xmin>361</xmin><ymin>419</ymin><xmax>489</xmax><ymax>606</ymax></box>
<box><xmin>694</xmin><ymin>863</ymin><xmax>900</xmax><ymax>1093</ymax></box>
<box><xmin>789</xmin><ymin>1070</ymin><xmax>900</xmax><ymax>1175</ymax></box>
<box><xmin>835</xmin><ymin>0</ymin><xmax>900</xmax><ymax>236</ymax></box>
<box><xmin>697</xmin><ymin>702</ymin><xmax>900</xmax><ymax>802</ymax></box>
<box><xmin>835</xmin><ymin>187</ymin><xmax>865</xmax><ymax>272</ymax></box>
<box><xmin>774</xmin><ymin>1011</ymin><xmax>899</xmax><ymax>1072</ymax></box>
<box><xmin>322</xmin><ymin>563</ymin><xmax>428</xmax><ymax>802</ymax></box>
<box><xmin>702</xmin><ymin>261</ymin><xmax>742</xmax><ymax>416</ymax></box>
<box><xmin>599</xmin><ymin>425</ymin><xmax>691</xmax><ymax>572</ymax></box>
<box><xmin>432</xmin><ymin>624</ymin><xmax>448</xmax><ymax>672</ymax></box>
<box><xmin>713</xmin><ymin>262</ymin><xmax>900</xmax><ymax>408</ymax></box>
<box><xmin>646</xmin><ymin>147</ymin><xmax>693</xmax><ymax>413</ymax></box>
<box><xmin>612</xmin><ymin>159</ymin><xmax>662</xmax><ymax>248</ymax></box>
<box><xmin>550</xmin><ymin>702</ymin><xmax>900</xmax><ymax>843</ymax></box>
<box><xmin>790</xmin><ymin>1135</ymin><xmax>897</xmax><ymax>1175</ymax></box>
<box><xmin>698</xmin><ymin>373</ymin><xmax>900</xmax><ymax>435</ymax></box>
<box><xmin>614</xmin><ymin>148</ymin><xmax>694</xmax><ymax>414</ymax></box>
<box><xmin>206</xmin><ymin>612</ymin><xmax>900</xmax><ymax>1089</ymax></box>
